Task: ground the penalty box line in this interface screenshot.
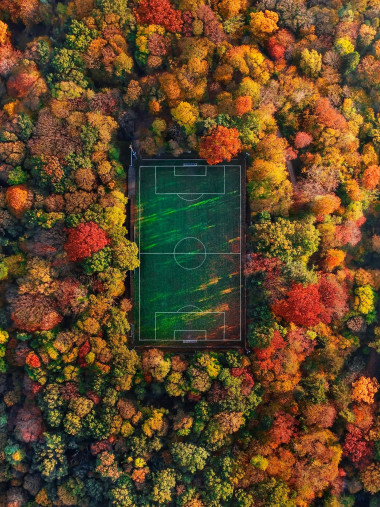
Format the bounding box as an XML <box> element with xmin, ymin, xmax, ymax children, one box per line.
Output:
<box><xmin>150</xmin><ymin>166</ymin><xmax>226</xmax><ymax>195</ymax></box>
<box><xmin>148</xmin><ymin>311</ymin><xmax>226</xmax><ymax>342</ymax></box>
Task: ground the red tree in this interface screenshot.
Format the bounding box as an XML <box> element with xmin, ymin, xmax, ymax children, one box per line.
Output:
<box><xmin>15</xmin><ymin>406</ymin><xmax>44</xmax><ymax>443</ymax></box>
<box><xmin>64</xmin><ymin>221</ymin><xmax>110</xmax><ymax>262</ymax></box>
<box><xmin>0</xmin><ymin>44</ymin><xmax>22</xmax><ymax>78</ymax></box>
<box><xmin>134</xmin><ymin>0</ymin><xmax>183</xmax><ymax>33</ymax></box>
<box><xmin>78</xmin><ymin>340</ymin><xmax>91</xmax><ymax>368</ymax></box>
<box><xmin>343</xmin><ymin>425</ymin><xmax>374</xmax><ymax>467</ymax></box>
<box><xmin>318</xmin><ymin>275</ymin><xmax>348</xmax><ymax>323</ymax></box>
<box><xmin>244</xmin><ymin>253</ymin><xmax>282</xmax><ymax>277</ymax></box>
<box><xmin>269</xmin><ymin>412</ymin><xmax>297</xmax><ymax>447</ymax></box>
<box><xmin>267</xmin><ymin>37</ymin><xmax>285</xmax><ymax>60</ymax></box>
<box><xmin>231</xmin><ymin>367</ymin><xmax>255</xmax><ymax>395</ymax></box>
<box><xmin>362</xmin><ymin>165</ymin><xmax>380</xmax><ymax>190</ymax></box>
<box><xmin>315</xmin><ymin>98</ymin><xmax>347</xmax><ymax>130</ymax></box>
<box><xmin>254</xmin><ymin>330</ymin><xmax>286</xmax><ymax>371</ymax></box>
<box><xmin>199</xmin><ymin>126</ymin><xmax>242</xmax><ymax>165</ymax></box>
<box><xmin>287</xmin><ymin>327</ymin><xmax>315</xmax><ymax>358</ymax></box>
<box><xmin>272</xmin><ymin>283</ymin><xmax>324</xmax><ymax>327</ymax></box>
<box><xmin>11</xmin><ymin>294</ymin><xmax>62</xmax><ymax>332</ymax></box>
<box><xmin>304</xmin><ymin>403</ymin><xmax>337</xmax><ymax>428</ymax></box>
<box><xmin>197</xmin><ymin>5</ymin><xmax>225</xmax><ymax>44</ymax></box>
<box><xmin>7</xmin><ymin>68</ymin><xmax>38</xmax><ymax>98</ymax></box>
<box><xmin>25</xmin><ymin>352</ymin><xmax>41</xmax><ymax>368</ymax></box>
<box><xmin>335</xmin><ymin>219</ymin><xmax>363</xmax><ymax>247</ymax></box>
<box><xmin>294</xmin><ymin>131</ymin><xmax>313</xmax><ymax>149</ymax></box>
<box><xmin>55</xmin><ymin>278</ymin><xmax>87</xmax><ymax>315</ymax></box>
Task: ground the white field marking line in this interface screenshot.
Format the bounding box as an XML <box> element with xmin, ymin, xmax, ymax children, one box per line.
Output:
<box><xmin>155</xmin><ymin>311</ymin><xmax>226</xmax><ymax>315</ymax></box>
<box><xmin>174</xmin><ymin>166</ymin><xmax>207</xmax><ymax>176</ymax></box>
<box><xmin>239</xmin><ymin>164</ymin><xmax>242</xmax><ymax>340</ymax></box>
<box><xmin>138</xmin><ymin>164</ymin><xmax>141</xmax><ymax>342</ymax></box>
<box><xmin>178</xmin><ymin>304</ymin><xmax>202</xmax><ymax>312</ymax></box>
<box><xmin>150</xmin><ymin>165</ymin><xmax>226</xmax><ymax>195</ymax></box>
<box><xmin>152</xmin><ymin>311</ymin><xmax>226</xmax><ymax>343</ymax></box>
<box><xmin>173</xmin><ymin>236</ymin><xmax>207</xmax><ymax>271</ymax></box>
<box><xmin>139</xmin><ymin>305</ymin><xmax>203</xmax><ymax>342</ymax></box>
<box><xmin>140</xmin><ymin>252</ymin><xmax>240</xmax><ymax>255</ymax></box>
<box><xmin>157</xmin><ymin>191</ymin><xmax>224</xmax><ymax>195</ymax></box>
<box><xmin>140</xmin><ymin>158</ymin><xmax>240</xmax><ymax>162</ymax></box>
<box><xmin>174</xmin><ymin>237</ymin><xmax>206</xmax><ymax>252</ymax></box>
<box><xmin>137</xmin><ymin>164</ymin><xmax>242</xmax><ymax>343</ymax></box>
<box><xmin>176</xmin><ymin>194</ymin><xmax>204</xmax><ymax>202</ymax></box>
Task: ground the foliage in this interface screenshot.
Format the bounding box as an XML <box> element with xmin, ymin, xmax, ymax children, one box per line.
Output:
<box><xmin>0</xmin><ymin>0</ymin><xmax>379</xmax><ymax>504</ymax></box>
<box><xmin>273</xmin><ymin>283</ymin><xmax>324</xmax><ymax>327</ymax></box>
<box><xmin>352</xmin><ymin>377</ymin><xmax>379</xmax><ymax>405</ymax></box>
<box><xmin>299</xmin><ymin>49</ymin><xmax>322</xmax><ymax>78</ymax></box>
<box><xmin>199</xmin><ymin>126</ymin><xmax>242</xmax><ymax>165</ymax></box>
<box><xmin>171</xmin><ymin>442</ymin><xmax>209</xmax><ymax>473</ymax></box>
<box><xmin>64</xmin><ymin>221</ymin><xmax>110</xmax><ymax>262</ymax></box>
<box><xmin>134</xmin><ymin>0</ymin><xmax>183</xmax><ymax>33</ymax></box>
<box><xmin>252</xmin><ymin>217</ymin><xmax>320</xmax><ymax>264</ymax></box>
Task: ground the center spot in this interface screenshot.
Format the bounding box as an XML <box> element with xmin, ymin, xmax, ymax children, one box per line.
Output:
<box><xmin>174</xmin><ymin>237</ymin><xmax>206</xmax><ymax>270</ymax></box>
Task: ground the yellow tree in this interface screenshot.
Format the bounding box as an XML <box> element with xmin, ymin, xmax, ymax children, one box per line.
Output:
<box><xmin>352</xmin><ymin>376</ymin><xmax>379</xmax><ymax>404</ymax></box>
<box><xmin>249</xmin><ymin>10</ymin><xmax>279</xmax><ymax>43</ymax></box>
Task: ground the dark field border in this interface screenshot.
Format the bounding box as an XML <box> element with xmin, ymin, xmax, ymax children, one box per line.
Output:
<box><xmin>127</xmin><ymin>154</ymin><xmax>248</xmax><ymax>351</ymax></box>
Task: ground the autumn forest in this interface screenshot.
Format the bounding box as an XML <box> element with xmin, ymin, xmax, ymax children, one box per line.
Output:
<box><xmin>0</xmin><ymin>0</ymin><xmax>380</xmax><ymax>505</ymax></box>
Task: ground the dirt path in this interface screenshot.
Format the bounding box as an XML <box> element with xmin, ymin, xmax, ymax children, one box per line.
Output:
<box><xmin>286</xmin><ymin>158</ymin><xmax>297</xmax><ymax>188</ymax></box>
<box><xmin>364</xmin><ymin>348</ymin><xmax>380</xmax><ymax>378</ymax></box>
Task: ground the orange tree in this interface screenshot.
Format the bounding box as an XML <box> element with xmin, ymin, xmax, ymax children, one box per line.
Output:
<box><xmin>199</xmin><ymin>126</ymin><xmax>242</xmax><ymax>165</ymax></box>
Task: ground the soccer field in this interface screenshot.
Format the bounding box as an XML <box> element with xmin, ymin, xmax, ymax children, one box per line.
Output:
<box><xmin>134</xmin><ymin>159</ymin><xmax>244</xmax><ymax>347</ymax></box>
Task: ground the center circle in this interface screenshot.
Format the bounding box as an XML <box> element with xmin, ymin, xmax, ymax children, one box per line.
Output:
<box><xmin>174</xmin><ymin>237</ymin><xmax>206</xmax><ymax>270</ymax></box>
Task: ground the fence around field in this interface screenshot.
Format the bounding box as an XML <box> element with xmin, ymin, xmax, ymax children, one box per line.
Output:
<box><xmin>131</xmin><ymin>158</ymin><xmax>246</xmax><ymax>348</ymax></box>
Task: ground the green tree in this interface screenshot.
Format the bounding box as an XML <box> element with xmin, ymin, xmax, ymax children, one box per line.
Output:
<box><xmin>151</xmin><ymin>469</ymin><xmax>176</xmax><ymax>504</ymax></box>
<box><xmin>256</xmin><ymin>478</ymin><xmax>296</xmax><ymax>507</ymax></box>
<box><xmin>32</xmin><ymin>433</ymin><xmax>68</xmax><ymax>482</ymax></box>
<box><xmin>202</xmin><ymin>468</ymin><xmax>234</xmax><ymax>505</ymax></box>
<box><xmin>252</xmin><ymin>217</ymin><xmax>320</xmax><ymax>264</ymax></box>
<box><xmin>39</xmin><ymin>383</ymin><xmax>65</xmax><ymax>428</ymax></box>
<box><xmin>66</xmin><ymin>19</ymin><xmax>97</xmax><ymax>52</ymax></box>
<box><xmin>108</xmin><ymin>475</ymin><xmax>137</xmax><ymax>507</ymax></box>
<box><xmin>171</xmin><ymin>442</ymin><xmax>209</xmax><ymax>474</ymax></box>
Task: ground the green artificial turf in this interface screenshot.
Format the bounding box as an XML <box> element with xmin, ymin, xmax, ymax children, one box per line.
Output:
<box><xmin>134</xmin><ymin>159</ymin><xmax>243</xmax><ymax>346</ymax></box>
